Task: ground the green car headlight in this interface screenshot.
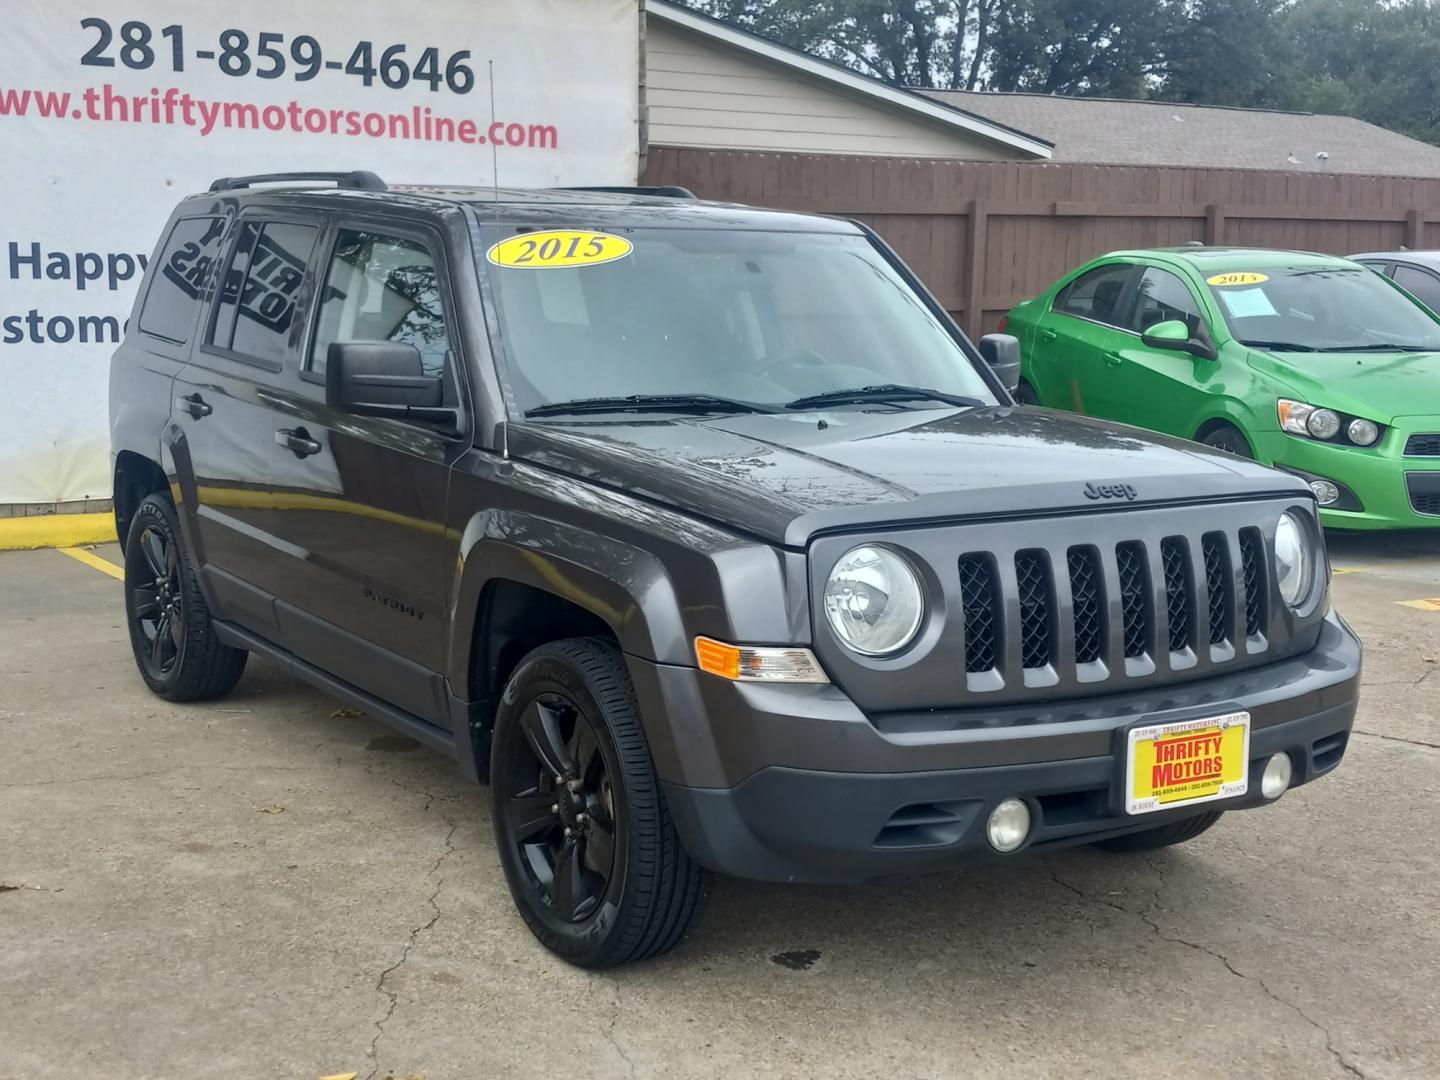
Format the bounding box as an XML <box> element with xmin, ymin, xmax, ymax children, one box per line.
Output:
<box><xmin>1277</xmin><ymin>400</ymin><xmax>1383</xmax><ymax>447</ymax></box>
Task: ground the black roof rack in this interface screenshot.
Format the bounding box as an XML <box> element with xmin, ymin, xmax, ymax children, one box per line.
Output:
<box><xmin>558</xmin><ymin>185</ymin><xmax>698</xmax><ymax>199</ymax></box>
<box><xmin>209</xmin><ymin>170</ymin><xmax>387</xmax><ymax>193</ymax></box>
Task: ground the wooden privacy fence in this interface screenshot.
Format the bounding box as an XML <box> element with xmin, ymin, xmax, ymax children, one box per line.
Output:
<box><xmin>643</xmin><ymin>147</ymin><xmax>1440</xmax><ymax>336</ymax></box>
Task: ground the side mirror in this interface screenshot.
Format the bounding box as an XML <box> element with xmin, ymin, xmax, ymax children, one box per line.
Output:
<box><xmin>978</xmin><ymin>333</ymin><xmax>1022</xmax><ymax>392</ymax></box>
<box><xmin>1141</xmin><ymin>319</ymin><xmax>1217</xmax><ymax>361</ymax></box>
<box><xmin>326</xmin><ymin>341</ymin><xmax>453</xmax><ymax>424</ymax></box>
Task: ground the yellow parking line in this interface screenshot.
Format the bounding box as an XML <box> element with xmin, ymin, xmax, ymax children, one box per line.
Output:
<box><xmin>1332</xmin><ymin>567</ymin><xmax>1363</xmax><ymax>575</ymax></box>
<box><xmin>1397</xmin><ymin>598</ymin><xmax>1440</xmax><ymax>612</ymax></box>
<box><xmin>57</xmin><ymin>546</ymin><xmax>125</xmax><ymax>582</ymax></box>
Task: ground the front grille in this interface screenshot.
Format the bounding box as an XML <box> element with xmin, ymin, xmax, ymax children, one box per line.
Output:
<box><xmin>1408</xmin><ymin>473</ymin><xmax>1440</xmax><ymax>516</ymax></box>
<box><xmin>1015</xmin><ymin>550</ymin><xmax>1052</xmax><ymax>669</ymax></box>
<box><xmin>958</xmin><ymin>554</ymin><xmax>999</xmax><ymax>672</ymax></box>
<box><xmin>1068</xmin><ymin>548</ymin><xmax>1103</xmax><ymax>663</ymax></box>
<box><xmin>1404</xmin><ymin>433</ymin><xmax>1440</xmax><ymax>456</ymax></box>
<box><xmin>1202</xmin><ymin>533</ymin><xmax>1232</xmax><ymax>646</ymax></box>
<box><xmin>1160</xmin><ymin>538</ymin><xmax>1192</xmax><ymax>652</ymax></box>
<box><xmin>953</xmin><ymin>527</ymin><xmax>1268</xmax><ymax>690</ymax></box>
<box><xmin>1116</xmin><ymin>542</ymin><xmax>1150</xmax><ymax>658</ymax></box>
<box><xmin>1239</xmin><ymin>529</ymin><xmax>1266</xmax><ymax>638</ymax></box>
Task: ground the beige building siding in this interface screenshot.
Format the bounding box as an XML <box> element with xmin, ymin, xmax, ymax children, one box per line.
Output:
<box><xmin>645</xmin><ymin>20</ymin><xmax>1015</xmax><ymax>159</ymax></box>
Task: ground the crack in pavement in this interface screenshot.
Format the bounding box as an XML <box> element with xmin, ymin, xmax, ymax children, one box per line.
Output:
<box><xmin>364</xmin><ymin>795</ymin><xmax>458</xmax><ymax>1080</ymax></box>
<box><xmin>1351</xmin><ymin>730</ymin><xmax>1440</xmax><ymax>752</ymax></box>
<box><xmin>1047</xmin><ymin>866</ymin><xmax>1369</xmax><ymax>1080</ymax></box>
<box><xmin>604</xmin><ymin>973</ymin><xmax>639</xmax><ymax>1079</ymax></box>
<box><xmin>0</xmin><ymin>763</ymin><xmax>342</xmax><ymax>789</ymax></box>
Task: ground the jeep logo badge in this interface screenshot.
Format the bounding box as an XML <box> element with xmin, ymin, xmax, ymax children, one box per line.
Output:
<box><xmin>1084</xmin><ymin>481</ymin><xmax>1138</xmax><ymax>501</ymax></box>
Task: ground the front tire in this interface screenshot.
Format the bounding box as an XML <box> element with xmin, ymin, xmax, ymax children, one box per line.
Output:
<box><xmin>1199</xmin><ymin>424</ymin><xmax>1253</xmax><ymax>458</ymax></box>
<box><xmin>1092</xmin><ymin>810</ymin><xmax>1223</xmax><ymax>852</ymax></box>
<box><xmin>491</xmin><ymin>638</ymin><xmax>710</xmax><ymax>968</ymax></box>
<box><xmin>123</xmin><ymin>493</ymin><xmax>247</xmax><ymax>701</ymax></box>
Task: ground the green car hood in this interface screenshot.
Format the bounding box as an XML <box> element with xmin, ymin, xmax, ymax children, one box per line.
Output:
<box><xmin>1247</xmin><ymin>348</ymin><xmax>1440</xmax><ymax>422</ymax></box>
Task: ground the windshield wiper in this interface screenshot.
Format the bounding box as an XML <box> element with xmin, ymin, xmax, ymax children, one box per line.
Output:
<box><xmin>1325</xmin><ymin>343</ymin><xmax>1433</xmax><ymax>352</ymax></box>
<box><xmin>784</xmin><ymin>384</ymin><xmax>986</xmax><ymax>411</ymax></box>
<box><xmin>1238</xmin><ymin>339</ymin><xmax>1318</xmax><ymax>352</ymax></box>
<box><xmin>525</xmin><ymin>393</ymin><xmax>775</xmax><ymax>418</ymax></box>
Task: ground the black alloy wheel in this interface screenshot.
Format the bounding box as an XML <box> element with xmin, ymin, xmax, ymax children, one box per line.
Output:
<box><xmin>491</xmin><ymin>638</ymin><xmax>710</xmax><ymax>968</ymax></box>
<box><xmin>122</xmin><ymin>493</ymin><xmax>247</xmax><ymax>701</ymax></box>
<box><xmin>129</xmin><ymin>520</ymin><xmax>185</xmax><ymax>677</ymax></box>
<box><xmin>500</xmin><ymin>691</ymin><xmax>619</xmax><ymax>923</ymax></box>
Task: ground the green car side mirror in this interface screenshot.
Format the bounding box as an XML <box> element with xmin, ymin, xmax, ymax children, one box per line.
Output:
<box><xmin>1141</xmin><ymin>318</ymin><xmax>1218</xmax><ymax>361</ymax></box>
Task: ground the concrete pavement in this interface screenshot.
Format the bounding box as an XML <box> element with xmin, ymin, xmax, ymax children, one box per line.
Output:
<box><xmin>2</xmin><ymin>538</ymin><xmax>1438</xmax><ymax>1079</ymax></box>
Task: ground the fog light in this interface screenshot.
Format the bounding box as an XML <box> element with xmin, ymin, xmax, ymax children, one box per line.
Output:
<box><xmin>1261</xmin><ymin>753</ymin><xmax>1293</xmax><ymax>800</ymax></box>
<box><xmin>1309</xmin><ymin>479</ymin><xmax>1340</xmax><ymax>506</ymax></box>
<box><xmin>986</xmin><ymin>798</ymin><xmax>1031</xmax><ymax>852</ymax></box>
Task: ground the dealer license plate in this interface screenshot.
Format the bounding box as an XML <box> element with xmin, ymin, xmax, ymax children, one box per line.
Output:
<box><xmin>1125</xmin><ymin>711</ymin><xmax>1251</xmax><ymax>816</ymax></box>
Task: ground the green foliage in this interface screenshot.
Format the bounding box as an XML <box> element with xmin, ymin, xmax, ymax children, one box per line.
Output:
<box><xmin>678</xmin><ymin>0</ymin><xmax>1440</xmax><ymax>144</ymax></box>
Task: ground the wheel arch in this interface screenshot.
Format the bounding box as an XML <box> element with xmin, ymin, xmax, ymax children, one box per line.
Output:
<box><xmin>113</xmin><ymin>450</ymin><xmax>169</xmax><ymax>543</ymax></box>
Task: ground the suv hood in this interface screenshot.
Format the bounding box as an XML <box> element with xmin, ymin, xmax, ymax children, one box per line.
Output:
<box><xmin>1248</xmin><ymin>347</ymin><xmax>1440</xmax><ymax>423</ymax></box>
<box><xmin>509</xmin><ymin>406</ymin><xmax>1307</xmax><ymax>547</ymax></box>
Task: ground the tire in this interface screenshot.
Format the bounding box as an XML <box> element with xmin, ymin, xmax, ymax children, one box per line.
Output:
<box><xmin>123</xmin><ymin>493</ymin><xmax>247</xmax><ymax>701</ymax></box>
<box><xmin>491</xmin><ymin>637</ymin><xmax>711</xmax><ymax>968</ymax></box>
<box><xmin>1092</xmin><ymin>810</ymin><xmax>1223</xmax><ymax>853</ymax></box>
<box><xmin>1013</xmin><ymin>379</ymin><xmax>1040</xmax><ymax>405</ymax></box>
<box><xmin>1199</xmin><ymin>424</ymin><xmax>1253</xmax><ymax>458</ymax></box>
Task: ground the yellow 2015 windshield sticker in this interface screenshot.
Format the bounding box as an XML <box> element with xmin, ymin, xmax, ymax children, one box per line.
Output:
<box><xmin>1206</xmin><ymin>271</ymin><xmax>1269</xmax><ymax>286</ymax></box>
<box><xmin>486</xmin><ymin>230</ymin><xmax>632</xmax><ymax>269</ymax></box>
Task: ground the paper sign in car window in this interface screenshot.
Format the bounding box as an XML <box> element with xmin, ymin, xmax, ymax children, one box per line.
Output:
<box><xmin>1206</xmin><ymin>271</ymin><xmax>1269</xmax><ymax>287</ymax></box>
<box><xmin>1218</xmin><ymin>287</ymin><xmax>1278</xmax><ymax>319</ymax></box>
<box><xmin>487</xmin><ymin>230</ymin><xmax>632</xmax><ymax>269</ymax></box>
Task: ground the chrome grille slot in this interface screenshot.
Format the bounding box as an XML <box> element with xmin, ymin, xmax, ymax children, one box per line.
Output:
<box><xmin>1202</xmin><ymin>533</ymin><xmax>1232</xmax><ymax>646</ymax></box>
<box><xmin>1160</xmin><ymin>537</ymin><xmax>1192</xmax><ymax>653</ymax></box>
<box><xmin>1116</xmin><ymin>541</ymin><xmax>1150</xmax><ymax>659</ymax></box>
<box><xmin>1239</xmin><ymin>528</ymin><xmax>1267</xmax><ymax>639</ymax></box>
<box><xmin>958</xmin><ymin>553</ymin><xmax>1000</xmax><ymax>673</ymax></box>
<box><xmin>1015</xmin><ymin>549</ymin><xmax>1052</xmax><ymax>669</ymax></box>
<box><xmin>1067</xmin><ymin>547</ymin><xmax>1104</xmax><ymax>664</ymax></box>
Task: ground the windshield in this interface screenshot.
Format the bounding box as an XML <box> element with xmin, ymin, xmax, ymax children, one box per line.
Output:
<box><xmin>476</xmin><ymin>224</ymin><xmax>998</xmax><ymax>415</ymax></box>
<box><xmin>1207</xmin><ymin>266</ymin><xmax>1440</xmax><ymax>352</ymax></box>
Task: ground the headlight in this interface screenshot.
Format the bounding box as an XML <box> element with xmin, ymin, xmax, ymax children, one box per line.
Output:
<box><xmin>823</xmin><ymin>545</ymin><xmax>924</xmax><ymax>655</ymax></box>
<box><xmin>1273</xmin><ymin>511</ymin><xmax>1313</xmax><ymax>608</ymax></box>
<box><xmin>1348</xmin><ymin>418</ymin><xmax>1379</xmax><ymax>446</ymax></box>
<box><xmin>1277</xmin><ymin>400</ymin><xmax>1383</xmax><ymax>446</ymax></box>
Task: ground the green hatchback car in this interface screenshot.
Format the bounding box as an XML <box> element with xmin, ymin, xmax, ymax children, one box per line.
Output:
<box><xmin>1006</xmin><ymin>247</ymin><xmax>1440</xmax><ymax>530</ymax></box>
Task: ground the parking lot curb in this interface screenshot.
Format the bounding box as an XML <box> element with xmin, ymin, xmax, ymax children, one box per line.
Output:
<box><xmin>0</xmin><ymin>513</ymin><xmax>116</xmax><ymax>551</ymax></box>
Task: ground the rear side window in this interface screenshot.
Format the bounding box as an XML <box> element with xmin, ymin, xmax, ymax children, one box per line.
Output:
<box><xmin>209</xmin><ymin>220</ymin><xmax>319</xmax><ymax>365</ymax></box>
<box><xmin>138</xmin><ymin>216</ymin><xmax>226</xmax><ymax>343</ymax></box>
<box><xmin>308</xmin><ymin>228</ymin><xmax>450</xmax><ymax>377</ymax></box>
<box><xmin>1054</xmin><ymin>265</ymin><xmax>1133</xmax><ymax>327</ymax></box>
<box><xmin>1393</xmin><ymin>265</ymin><xmax>1440</xmax><ymax>311</ymax></box>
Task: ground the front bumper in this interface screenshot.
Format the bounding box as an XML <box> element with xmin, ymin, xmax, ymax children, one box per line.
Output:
<box><xmin>632</xmin><ymin>612</ymin><xmax>1361</xmax><ymax>884</ymax></box>
<box><xmin>1254</xmin><ymin>427</ymin><xmax>1440</xmax><ymax>530</ymax></box>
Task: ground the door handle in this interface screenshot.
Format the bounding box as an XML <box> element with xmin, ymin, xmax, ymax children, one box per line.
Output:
<box><xmin>175</xmin><ymin>393</ymin><xmax>212</xmax><ymax>419</ymax></box>
<box><xmin>1039</xmin><ymin>328</ymin><xmax>1057</xmax><ymax>341</ymax></box>
<box><xmin>275</xmin><ymin>427</ymin><xmax>322</xmax><ymax>458</ymax></box>
<box><xmin>1103</xmin><ymin>351</ymin><xmax>1124</xmax><ymax>367</ymax></box>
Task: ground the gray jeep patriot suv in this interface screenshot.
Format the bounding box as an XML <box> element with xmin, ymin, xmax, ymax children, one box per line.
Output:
<box><xmin>110</xmin><ymin>171</ymin><xmax>1361</xmax><ymax>968</ymax></box>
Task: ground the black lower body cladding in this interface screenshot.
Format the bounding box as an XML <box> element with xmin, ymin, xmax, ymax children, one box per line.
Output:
<box><xmin>630</xmin><ymin>612</ymin><xmax>1361</xmax><ymax>884</ymax></box>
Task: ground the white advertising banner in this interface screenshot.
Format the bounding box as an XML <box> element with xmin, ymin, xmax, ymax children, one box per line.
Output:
<box><xmin>0</xmin><ymin>0</ymin><xmax>640</xmax><ymax>504</ymax></box>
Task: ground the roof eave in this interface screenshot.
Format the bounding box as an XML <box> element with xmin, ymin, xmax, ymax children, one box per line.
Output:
<box><xmin>648</xmin><ymin>2</ymin><xmax>1053</xmax><ymax>160</ymax></box>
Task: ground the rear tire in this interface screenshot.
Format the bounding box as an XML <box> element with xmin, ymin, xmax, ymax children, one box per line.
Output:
<box><xmin>1013</xmin><ymin>379</ymin><xmax>1039</xmax><ymax>405</ymax></box>
<box><xmin>123</xmin><ymin>493</ymin><xmax>247</xmax><ymax>701</ymax></box>
<box><xmin>1092</xmin><ymin>810</ymin><xmax>1223</xmax><ymax>852</ymax></box>
<box><xmin>491</xmin><ymin>637</ymin><xmax>711</xmax><ymax>968</ymax></box>
<box><xmin>1199</xmin><ymin>424</ymin><xmax>1253</xmax><ymax>458</ymax></box>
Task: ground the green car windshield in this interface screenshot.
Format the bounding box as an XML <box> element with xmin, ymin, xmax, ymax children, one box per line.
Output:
<box><xmin>475</xmin><ymin>224</ymin><xmax>998</xmax><ymax>415</ymax></box>
<box><xmin>1207</xmin><ymin>266</ymin><xmax>1440</xmax><ymax>352</ymax></box>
